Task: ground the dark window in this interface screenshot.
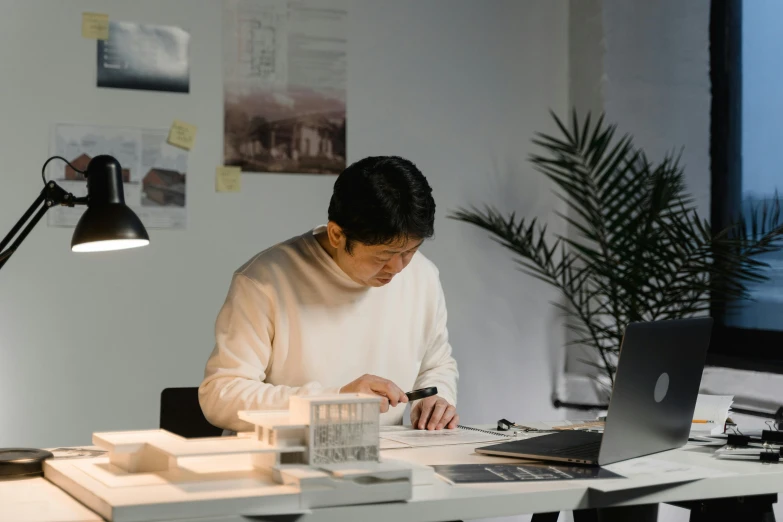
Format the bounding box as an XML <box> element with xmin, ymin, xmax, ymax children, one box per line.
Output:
<box><xmin>709</xmin><ymin>0</ymin><xmax>783</xmax><ymax>373</ymax></box>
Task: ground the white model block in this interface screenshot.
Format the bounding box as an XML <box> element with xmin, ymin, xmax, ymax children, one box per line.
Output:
<box><xmin>238</xmin><ymin>410</ymin><xmax>310</xmax><ymax>448</ymax></box>
<box><xmin>93</xmin><ymin>430</ymin><xmax>305</xmax><ymax>473</ymax></box>
<box><xmin>252</xmin><ymin>452</ymin><xmax>281</xmax><ymax>471</ymax></box>
<box><xmin>273</xmin><ymin>459</ymin><xmax>409</xmax><ymax>486</ymax></box>
<box><xmin>44</xmin><ymin>453</ymin><xmax>304</xmax><ymax>522</ymax></box>
<box><xmin>316</xmin><ymin>459</ymin><xmax>413</xmax><ymax>482</ymax></box>
<box><xmin>108</xmin><ymin>444</ymin><xmax>175</xmax><ymax>474</ymax></box>
<box><xmin>238</xmin><ymin>410</ymin><xmax>308</xmax><ymax>429</ymax></box>
<box><xmin>269</xmin><ymin>426</ymin><xmax>307</xmax><ymax>447</ymax></box>
<box><xmin>393</xmin><ymin>457</ymin><xmax>437</xmax><ymax>486</ymax></box>
<box><xmin>275</xmin><ymin>459</ymin><xmax>413</xmax><ymax>509</ymax></box>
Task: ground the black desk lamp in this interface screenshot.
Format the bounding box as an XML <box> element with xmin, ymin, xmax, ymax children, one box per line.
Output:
<box><xmin>0</xmin><ymin>154</ymin><xmax>150</xmax><ymax>479</ymax></box>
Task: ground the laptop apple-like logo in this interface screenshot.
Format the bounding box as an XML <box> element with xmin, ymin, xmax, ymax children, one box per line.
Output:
<box><xmin>654</xmin><ymin>373</ymin><xmax>670</xmax><ymax>403</ymax></box>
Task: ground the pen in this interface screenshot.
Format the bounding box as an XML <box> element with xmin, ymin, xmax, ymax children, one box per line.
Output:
<box><xmin>692</xmin><ymin>420</ymin><xmax>715</xmax><ymax>424</ymax></box>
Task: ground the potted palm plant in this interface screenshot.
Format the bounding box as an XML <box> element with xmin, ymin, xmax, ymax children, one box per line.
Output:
<box><xmin>451</xmin><ymin>111</ymin><xmax>783</xmax><ymax>394</ymax></box>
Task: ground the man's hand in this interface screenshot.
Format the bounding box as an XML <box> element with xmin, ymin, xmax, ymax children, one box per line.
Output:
<box><xmin>411</xmin><ymin>396</ymin><xmax>458</xmax><ymax>430</ymax></box>
<box><xmin>339</xmin><ymin>374</ymin><xmax>408</xmax><ymax>413</ymax></box>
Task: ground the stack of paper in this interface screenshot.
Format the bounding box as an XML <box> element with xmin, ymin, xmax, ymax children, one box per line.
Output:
<box><xmin>597</xmin><ymin>456</ymin><xmax>735</xmax><ymax>492</ymax></box>
<box><xmin>691</xmin><ymin>394</ymin><xmax>734</xmax><ymax>436</ymax></box>
<box><xmin>715</xmin><ymin>439</ymin><xmax>781</xmax><ymax>460</ymax></box>
<box><xmin>687</xmin><ymin>433</ymin><xmax>728</xmax><ymax>447</ymax></box>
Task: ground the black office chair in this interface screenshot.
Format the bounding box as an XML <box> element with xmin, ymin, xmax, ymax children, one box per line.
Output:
<box><xmin>159</xmin><ymin>387</ymin><xmax>223</xmax><ymax>438</ymax></box>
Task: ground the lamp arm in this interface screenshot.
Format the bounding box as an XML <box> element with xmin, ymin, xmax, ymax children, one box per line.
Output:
<box><xmin>0</xmin><ymin>181</ymin><xmax>82</xmax><ymax>271</ymax></box>
<box><xmin>0</xmin><ymin>191</ymin><xmax>45</xmax><ymax>254</ymax></box>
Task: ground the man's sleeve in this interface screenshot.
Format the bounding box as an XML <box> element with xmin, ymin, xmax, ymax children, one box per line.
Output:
<box><xmin>199</xmin><ymin>273</ymin><xmax>341</xmax><ymax>432</ymax></box>
<box><xmin>413</xmin><ymin>272</ymin><xmax>459</xmax><ymax>406</ymax></box>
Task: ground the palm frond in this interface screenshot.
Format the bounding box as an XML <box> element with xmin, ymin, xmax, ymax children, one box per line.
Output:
<box><xmin>449</xmin><ymin>111</ymin><xmax>783</xmax><ymax>385</ymax></box>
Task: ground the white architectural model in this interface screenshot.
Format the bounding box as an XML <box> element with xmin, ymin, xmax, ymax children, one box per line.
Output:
<box><xmin>44</xmin><ymin>394</ymin><xmax>429</xmax><ymax>522</ymax></box>
<box><xmin>243</xmin><ymin>394</ymin><xmax>381</xmax><ymax>466</ymax></box>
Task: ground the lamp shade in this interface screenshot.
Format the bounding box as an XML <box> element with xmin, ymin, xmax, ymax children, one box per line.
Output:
<box><xmin>71</xmin><ymin>155</ymin><xmax>150</xmax><ymax>252</ymax></box>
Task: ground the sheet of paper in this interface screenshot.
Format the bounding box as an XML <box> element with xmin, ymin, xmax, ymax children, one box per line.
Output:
<box><xmin>49</xmin><ymin>447</ymin><xmax>107</xmax><ymax>459</ymax></box>
<box><xmin>216</xmin><ymin>166</ymin><xmax>241</xmax><ymax>192</ymax></box>
<box><xmin>379</xmin><ymin>426</ymin><xmax>412</xmax><ymax>433</ymax></box>
<box><xmin>379</xmin><ymin>426</ymin><xmax>511</xmax><ymax>447</ymax></box>
<box><xmin>691</xmin><ymin>394</ymin><xmax>734</xmax><ymax>435</ymax></box>
<box><xmin>48</xmin><ymin>123</ymin><xmax>188</xmax><ymax>230</ymax></box>
<box><xmin>716</xmin><ymin>435</ymin><xmax>780</xmax><ymax>457</ymax></box>
<box><xmin>82</xmin><ymin>12</ymin><xmax>109</xmax><ymax>40</ymax></box>
<box><xmin>686</xmin><ymin>435</ymin><xmax>728</xmax><ymax>447</ymax></box>
<box><xmin>167</xmin><ymin>120</ymin><xmax>197</xmax><ymax>150</ymax></box>
<box><xmin>97</xmin><ymin>20</ymin><xmax>190</xmax><ymax>93</ymax></box>
<box><xmin>515</xmin><ymin>419</ymin><xmax>600</xmax><ymax>431</ymax></box>
<box><xmin>379</xmin><ymin>438</ymin><xmax>410</xmax><ymax>450</ymax></box>
<box><xmin>593</xmin><ymin>457</ymin><xmax>735</xmax><ymax>492</ymax></box>
<box><xmin>714</xmin><ymin>453</ymin><xmax>768</xmax><ymax>461</ymax></box>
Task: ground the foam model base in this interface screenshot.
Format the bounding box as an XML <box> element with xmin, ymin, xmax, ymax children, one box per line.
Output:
<box><xmin>44</xmin><ymin>429</ymin><xmax>418</xmax><ymax>522</ymax></box>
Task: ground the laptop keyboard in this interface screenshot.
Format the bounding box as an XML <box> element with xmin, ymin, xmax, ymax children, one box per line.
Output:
<box><xmin>477</xmin><ymin>430</ymin><xmax>605</xmax><ymax>463</ymax></box>
<box><xmin>547</xmin><ymin>440</ymin><xmax>602</xmax><ymax>460</ymax></box>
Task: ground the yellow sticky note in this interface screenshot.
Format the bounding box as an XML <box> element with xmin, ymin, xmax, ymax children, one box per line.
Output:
<box><xmin>216</xmin><ymin>166</ymin><xmax>242</xmax><ymax>193</ymax></box>
<box><xmin>167</xmin><ymin>120</ymin><xmax>197</xmax><ymax>150</ymax></box>
<box><xmin>82</xmin><ymin>12</ymin><xmax>109</xmax><ymax>40</ymax></box>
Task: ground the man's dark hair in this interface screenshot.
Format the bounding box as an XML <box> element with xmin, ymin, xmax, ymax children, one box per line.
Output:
<box><xmin>328</xmin><ymin>156</ymin><xmax>435</xmax><ymax>253</ymax></box>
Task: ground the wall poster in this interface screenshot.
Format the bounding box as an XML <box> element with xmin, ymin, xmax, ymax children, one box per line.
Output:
<box><xmin>223</xmin><ymin>0</ymin><xmax>346</xmax><ymax>175</ymax></box>
<box><xmin>48</xmin><ymin>123</ymin><xmax>188</xmax><ymax>230</ymax></box>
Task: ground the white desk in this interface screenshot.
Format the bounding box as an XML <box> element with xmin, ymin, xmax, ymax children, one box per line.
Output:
<box><xmin>0</xmin><ymin>476</ymin><xmax>102</xmax><ymax>522</ymax></box>
<box><xmin>2</xmin><ymin>438</ymin><xmax>781</xmax><ymax>522</ymax></box>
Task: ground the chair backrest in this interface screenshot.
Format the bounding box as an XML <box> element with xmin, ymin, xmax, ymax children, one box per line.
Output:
<box><xmin>160</xmin><ymin>387</ymin><xmax>223</xmax><ymax>438</ymax></box>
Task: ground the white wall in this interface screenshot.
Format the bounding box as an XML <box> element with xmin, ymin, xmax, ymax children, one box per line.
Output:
<box><xmin>603</xmin><ymin>0</ymin><xmax>711</xmax><ymax>216</ymax></box>
<box><xmin>0</xmin><ymin>0</ymin><xmax>569</xmax><ymax>448</ymax></box>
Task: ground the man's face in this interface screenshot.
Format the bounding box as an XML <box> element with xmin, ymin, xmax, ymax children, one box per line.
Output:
<box><xmin>329</xmin><ymin>225</ymin><xmax>423</xmax><ymax>287</ymax></box>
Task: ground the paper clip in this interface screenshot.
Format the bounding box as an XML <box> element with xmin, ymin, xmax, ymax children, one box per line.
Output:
<box><xmin>762</xmin><ymin>429</ymin><xmax>783</xmax><ymax>444</ymax></box>
<box><xmin>496</xmin><ymin>418</ymin><xmax>556</xmax><ymax>433</ymax></box>
<box><xmin>727</xmin><ymin>433</ymin><xmax>750</xmax><ymax>447</ymax></box>
<box><xmin>760</xmin><ymin>448</ymin><xmax>781</xmax><ymax>463</ymax></box>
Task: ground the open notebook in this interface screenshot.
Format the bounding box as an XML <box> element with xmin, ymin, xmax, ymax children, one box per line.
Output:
<box><xmin>379</xmin><ymin>425</ymin><xmax>513</xmax><ymax>449</ymax></box>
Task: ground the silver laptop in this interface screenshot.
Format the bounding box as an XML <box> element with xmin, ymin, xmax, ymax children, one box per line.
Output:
<box><xmin>476</xmin><ymin>318</ymin><xmax>713</xmax><ymax>466</ymax></box>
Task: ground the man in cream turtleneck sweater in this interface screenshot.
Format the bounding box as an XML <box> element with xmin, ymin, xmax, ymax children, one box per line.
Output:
<box><xmin>199</xmin><ymin>156</ymin><xmax>459</xmax><ymax>433</ymax></box>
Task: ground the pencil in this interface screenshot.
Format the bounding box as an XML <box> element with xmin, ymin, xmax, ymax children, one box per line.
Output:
<box><xmin>692</xmin><ymin>420</ymin><xmax>714</xmax><ymax>424</ymax></box>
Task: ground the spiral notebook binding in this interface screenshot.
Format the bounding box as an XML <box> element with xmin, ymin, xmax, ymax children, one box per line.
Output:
<box><xmin>458</xmin><ymin>425</ymin><xmax>513</xmax><ymax>437</ymax></box>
